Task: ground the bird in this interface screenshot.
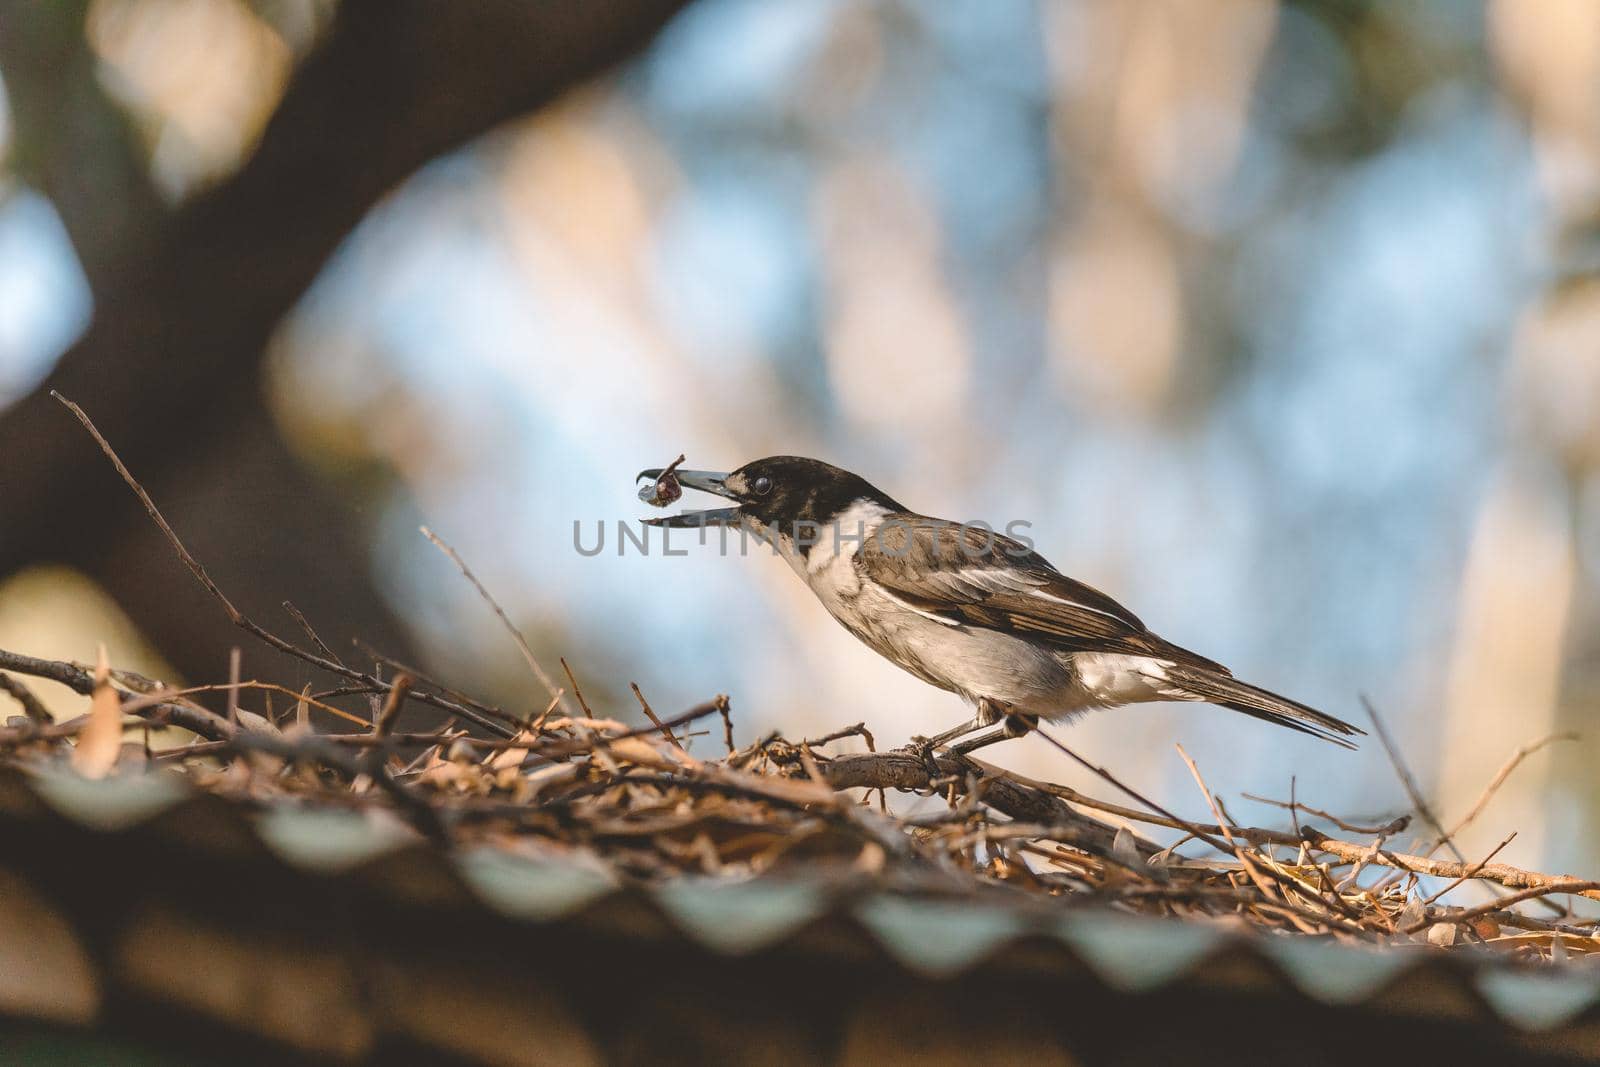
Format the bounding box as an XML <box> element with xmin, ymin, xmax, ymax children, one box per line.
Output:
<box><xmin>636</xmin><ymin>456</ymin><xmax>1362</xmax><ymax>757</ymax></box>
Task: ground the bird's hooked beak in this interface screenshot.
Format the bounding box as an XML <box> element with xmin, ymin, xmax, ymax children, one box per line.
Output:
<box><xmin>636</xmin><ymin>468</ymin><xmax>741</xmax><ymax>528</ymax></box>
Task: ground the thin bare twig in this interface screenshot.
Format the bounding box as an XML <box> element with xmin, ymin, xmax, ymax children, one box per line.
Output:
<box><xmin>1296</xmin><ymin>827</ymin><xmax>1600</xmax><ymax>904</ymax></box>
<box><xmin>51</xmin><ymin>393</ymin><xmax>516</xmax><ymax>739</ymax></box>
<box><xmin>302</xmin><ymin>700</ymin><xmax>727</xmax><ymax>755</ymax></box>
<box><xmin>1432</xmin><ymin>732</ymin><xmax>1578</xmax><ymax>853</ymax></box>
<box><xmin>1243</xmin><ymin>793</ymin><xmax>1410</xmax><ymax>837</ymax></box>
<box><xmin>118</xmin><ymin>680</ymin><xmax>369</xmax><ymax>729</ymax></box>
<box><xmin>1403</xmin><ymin>880</ymin><xmax>1600</xmax><ymax>936</ymax></box>
<box><xmin>1031</xmin><ymin>726</ymin><xmax>1238</xmax><ymax>860</ymax></box>
<box><xmin>1422</xmin><ymin>832</ymin><xmax>1516</xmax><ymax>907</ymax></box>
<box><xmin>1176</xmin><ymin>744</ymin><xmax>1363</xmax><ymax>927</ymax></box>
<box><xmin>803</xmin><ymin>722</ymin><xmax>874</xmax><ymax>750</ymax></box>
<box><xmin>0</xmin><ymin>672</ymin><xmax>51</xmax><ymax>725</ymax></box>
<box><xmin>226</xmin><ymin>647</ymin><xmax>242</xmax><ymax>724</ymax></box>
<box><xmin>718</xmin><ymin>695</ymin><xmax>735</xmax><ymax>755</ymax></box>
<box><xmin>560</xmin><ymin>658</ymin><xmax>594</xmax><ymax>718</ymax></box>
<box><xmin>374</xmin><ymin>673</ymin><xmax>414</xmax><ymax>737</ymax></box>
<box><xmin>351</xmin><ymin>640</ymin><xmax>524</xmax><ymax>729</ymax></box>
<box><xmin>420</xmin><ymin>526</ymin><xmax>567</xmax><ymax>712</ymax></box>
<box><xmin>1362</xmin><ymin>694</ymin><xmax>1465</xmax><ymax>863</ymax></box>
<box><xmin>630</xmin><ymin>683</ymin><xmax>684</xmax><ymax>752</ymax></box>
<box><xmin>1177</xmin><ymin>746</ymin><xmax>1258</xmax><ymax>867</ymax></box>
<box><xmin>282</xmin><ymin>600</ymin><xmax>344</xmax><ymax>667</ymax></box>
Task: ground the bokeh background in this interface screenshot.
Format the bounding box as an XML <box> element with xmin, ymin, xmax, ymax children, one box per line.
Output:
<box><xmin>1</xmin><ymin>0</ymin><xmax>1597</xmax><ymax>883</ymax></box>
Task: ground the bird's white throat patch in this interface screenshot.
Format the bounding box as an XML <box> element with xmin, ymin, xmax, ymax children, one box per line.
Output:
<box><xmin>807</xmin><ymin>497</ymin><xmax>890</xmax><ymax>569</ymax></box>
<box><xmin>759</xmin><ymin>497</ymin><xmax>891</xmax><ymax>588</ymax></box>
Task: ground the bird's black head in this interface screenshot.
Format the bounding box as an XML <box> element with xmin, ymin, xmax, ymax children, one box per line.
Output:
<box><xmin>728</xmin><ymin>456</ymin><xmax>902</xmax><ymax>527</ymax></box>
<box><xmin>637</xmin><ymin>455</ymin><xmax>903</xmax><ymax>533</ymax></box>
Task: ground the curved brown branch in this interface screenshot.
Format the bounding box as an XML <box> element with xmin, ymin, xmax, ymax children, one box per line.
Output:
<box><xmin>0</xmin><ymin>673</ymin><xmax>51</xmax><ymax>725</ymax></box>
<box><xmin>0</xmin><ymin>648</ymin><xmax>235</xmax><ymax>743</ymax></box>
<box><xmin>1298</xmin><ymin>828</ymin><xmax>1600</xmax><ymax>904</ymax></box>
<box><xmin>821</xmin><ymin>750</ymin><xmax>1127</xmax><ymax>854</ymax></box>
<box><xmin>822</xmin><ymin>739</ymin><xmax>1600</xmax><ymax>909</ymax></box>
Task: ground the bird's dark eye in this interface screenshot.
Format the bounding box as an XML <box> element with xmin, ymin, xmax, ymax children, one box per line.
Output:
<box><xmin>752</xmin><ymin>476</ymin><xmax>772</xmax><ymax>495</ymax></box>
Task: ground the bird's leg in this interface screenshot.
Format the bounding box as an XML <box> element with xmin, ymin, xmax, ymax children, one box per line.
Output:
<box><xmin>949</xmin><ymin>711</ymin><xmax>1039</xmax><ymax>758</ymax></box>
<box><xmin>907</xmin><ymin>699</ymin><xmax>1007</xmax><ymax>777</ymax></box>
<box><xmin>907</xmin><ymin>716</ymin><xmax>979</xmax><ymax>777</ymax></box>
<box><xmin>924</xmin><ymin>700</ymin><xmax>1003</xmax><ymax>748</ymax></box>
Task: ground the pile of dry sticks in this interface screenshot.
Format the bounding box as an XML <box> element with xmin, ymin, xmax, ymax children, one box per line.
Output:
<box><xmin>0</xmin><ymin>394</ymin><xmax>1591</xmax><ymax>963</ymax></box>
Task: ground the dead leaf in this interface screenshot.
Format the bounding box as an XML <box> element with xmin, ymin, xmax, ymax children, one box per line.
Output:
<box><xmin>235</xmin><ymin>710</ymin><xmax>281</xmax><ymax>737</ymax></box>
<box><xmin>606</xmin><ymin>736</ymin><xmax>701</xmax><ymax>772</ymax></box>
<box><xmin>1112</xmin><ymin>826</ymin><xmax>1141</xmax><ymax>867</ymax></box>
<box><xmin>71</xmin><ymin>646</ymin><xmax>124</xmax><ymax>780</ymax></box>
<box><xmin>1397</xmin><ymin>896</ymin><xmax>1424</xmax><ymax>937</ymax></box>
<box><xmin>541</xmin><ymin>716</ymin><xmax>629</xmax><ymax>734</ymax></box>
<box><xmin>522</xmin><ymin>761</ymin><xmax>584</xmax><ymax>799</ymax></box>
<box><xmin>853</xmin><ymin>841</ymin><xmax>886</xmax><ymax>875</ymax></box>
<box><xmin>487</xmin><ymin>731</ymin><xmax>539</xmax><ymax>772</ymax></box>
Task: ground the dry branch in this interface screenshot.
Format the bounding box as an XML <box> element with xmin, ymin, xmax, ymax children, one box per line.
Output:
<box><xmin>0</xmin><ymin>648</ymin><xmax>236</xmax><ymax>742</ymax></box>
<box><xmin>1433</xmin><ymin>732</ymin><xmax>1578</xmax><ymax>851</ymax></box>
<box><xmin>51</xmin><ymin>393</ymin><xmax>517</xmax><ymax>739</ymax></box>
<box><xmin>1</xmin><ymin>639</ymin><xmax>1594</xmax><ymax>958</ymax></box>
<box><xmin>4</xmin><ymin>400</ymin><xmax>1592</xmax><ymax>959</ymax></box>
<box><xmin>0</xmin><ymin>672</ymin><xmax>50</xmax><ymax>725</ymax></box>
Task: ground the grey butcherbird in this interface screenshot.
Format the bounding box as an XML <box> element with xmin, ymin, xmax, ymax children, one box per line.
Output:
<box><xmin>637</xmin><ymin>456</ymin><xmax>1361</xmax><ymax>756</ymax></box>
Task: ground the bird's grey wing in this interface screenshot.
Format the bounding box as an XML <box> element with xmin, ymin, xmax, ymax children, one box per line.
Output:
<box><xmin>857</xmin><ymin>518</ymin><xmax>1229</xmax><ymax>672</ymax></box>
<box><xmin>858</xmin><ymin>518</ymin><xmax>1366</xmax><ymax>746</ymax></box>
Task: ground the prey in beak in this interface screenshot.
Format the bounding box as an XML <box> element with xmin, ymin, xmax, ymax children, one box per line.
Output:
<box><xmin>636</xmin><ymin>466</ymin><xmax>741</xmax><ymax>528</ymax></box>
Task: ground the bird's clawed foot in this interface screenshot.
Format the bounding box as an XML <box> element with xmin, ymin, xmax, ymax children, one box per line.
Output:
<box><xmin>906</xmin><ymin>734</ymin><xmax>943</xmax><ymax>779</ymax></box>
<box><xmin>903</xmin><ymin>699</ymin><xmax>1019</xmax><ymax>779</ymax></box>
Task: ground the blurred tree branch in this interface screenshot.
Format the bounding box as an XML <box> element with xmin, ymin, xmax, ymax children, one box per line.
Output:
<box><xmin>0</xmin><ymin>0</ymin><xmax>166</xmax><ymax>279</ymax></box>
<box><xmin>0</xmin><ymin>0</ymin><xmax>691</xmax><ymax>685</ymax></box>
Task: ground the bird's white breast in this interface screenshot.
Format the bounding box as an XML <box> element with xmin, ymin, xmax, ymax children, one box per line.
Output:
<box><xmin>789</xmin><ymin>497</ymin><xmax>888</xmax><ymax>601</ymax></box>
<box><xmin>766</xmin><ymin>500</ymin><xmax>1057</xmax><ymax>708</ymax></box>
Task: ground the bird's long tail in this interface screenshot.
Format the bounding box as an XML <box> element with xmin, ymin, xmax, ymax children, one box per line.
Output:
<box><xmin>1162</xmin><ymin>664</ymin><xmax>1364</xmax><ymax>749</ymax></box>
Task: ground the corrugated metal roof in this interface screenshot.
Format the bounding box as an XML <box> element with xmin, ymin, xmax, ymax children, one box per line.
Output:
<box><xmin>1</xmin><ymin>764</ymin><xmax>1598</xmax><ymax>1065</ymax></box>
